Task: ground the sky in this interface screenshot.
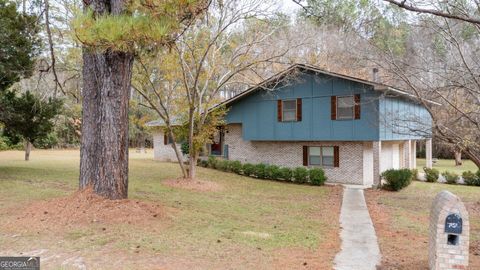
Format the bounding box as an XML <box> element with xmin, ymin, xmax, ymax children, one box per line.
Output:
<box><xmin>280</xmin><ymin>0</ymin><xmax>301</xmax><ymax>14</ymax></box>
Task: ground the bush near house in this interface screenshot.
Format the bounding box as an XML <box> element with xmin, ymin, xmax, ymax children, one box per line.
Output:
<box><xmin>293</xmin><ymin>167</ymin><xmax>309</xmax><ymax>184</ymax></box>
<box><xmin>462</xmin><ymin>170</ymin><xmax>480</xmax><ymax>186</ymax></box>
<box><xmin>242</xmin><ymin>163</ymin><xmax>255</xmax><ymax>176</ymax></box>
<box><xmin>442</xmin><ymin>171</ymin><xmax>459</xmax><ymax>185</ymax></box>
<box><xmin>423</xmin><ymin>167</ymin><xmax>439</xmax><ymax>182</ymax></box>
<box><xmin>279</xmin><ymin>167</ymin><xmax>293</xmax><ymax>182</ymax></box>
<box><xmin>410</xmin><ymin>168</ymin><xmax>418</xmax><ymax>181</ymax></box>
<box><xmin>202</xmin><ymin>157</ymin><xmax>327</xmax><ymax>186</ymax></box>
<box><xmin>309</xmin><ymin>168</ymin><xmax>327</xmax><ymax>186</ymax></box>
<box><xmin>381</xmin><ymin>168</ymin><xmax>413</xmax><ymax>191</ymax></box>
<box><xmin>265</xmin><ymin>165</ymin><xmax>282</xmax><ymax>180</ymax></box>
<box><xmin>230</xmin><ymin>160</ymin><xmax>242</xmax><ymax>174</ymax></box>
<box><xmin>254</xmin><ymin>163</ymin><xmax>268</xmax><ymax>179</ymax></box>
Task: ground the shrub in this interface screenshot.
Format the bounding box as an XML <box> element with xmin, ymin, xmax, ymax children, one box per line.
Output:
<box><xmin>0</xmin><ymin>136</ymin><xmax>9</xmax><ymax>151</ymax></box>
<box><xmin>34</xmin><ymin>132</ymin><xmax>58</xmax><ymax>149</ymax></box>
<box><xmin>442</xmin><ymin>171</ymin><xmax>459</xmax><ymax>185</ymax></box>
<box><xmin>423</xmin><ymin>167</ymin><xmax>439</xmax><ymax>183</ymax></box>
<box><xmin>198</xmin><ymin>159</ymin><xmax>208</xmax><ymax>167</ymax></box>
<box><xmin>207</xmin><ymin>156</ymin><xmax>217</xmax><ymax>169</ymax></box>
<box><xmin>265</xmin><ymin>165</ymin><xmax>282</xmax><ymax>180</ymax></box>
<box><xmin>293</xmin><ymin>167</ymin><xmax>309</xmax><ymax>184</ymax></box>
<box><xmin>230</xmin><ymin>160</ymin><xmax>242</xmax><ymax>174</ymax></box>
<box><xmin>462</xmin><ymin>171</ymin><xmax>480</xmax><ymax>186</ymax></box>
<box><xmin>215</xmin><ymin>160</ymin><xmax>229</xmax><ymax>171</ymax></box>
<box><xmin>381</xmin><ymin>169</ymin><xmax>413</xmax><ymax>191</ymax></box>
<box><xmin>410</xmin><ymin>169</ymin><xmax>418</xmax><ymax>181</ymax></box>
<box><xmin>242</xmin><ymin>163</ymin><xmax>255</xmax><ymax>176</ymax></box>
<box><xmin>181</xmin><ymin>142</ymin><xmax>189</xmax><ymax>155</ymax></box>
<box><xmin>279</xmin><ymin>167</ymin><xmax>293</xmax><ymax>181</ymax></box>
<box><xmin>309</xmin><ymin>168</ymin><xmax>327</xmax><ymax>186</ymax></box>
<box><xmin>254</xmin><ymin>163</ymin><xmax>268</xmax><ymax>179</ymax></box>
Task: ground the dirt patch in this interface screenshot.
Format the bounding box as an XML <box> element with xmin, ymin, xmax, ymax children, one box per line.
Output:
<box><xmin>163</xmin><ymin>178</ymin><xmax>223</xmax><ymax>192</ymax></box>
<box><xmin>4</xmin><ymin>188</ymin><xmax>166</xmax><ymax>233</ymax></box>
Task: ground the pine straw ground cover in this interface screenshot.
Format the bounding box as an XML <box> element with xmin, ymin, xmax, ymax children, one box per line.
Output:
<box><xmin>365</xmin><ymin>181</ymin><xmax>480</xmax><ymax>270</ymax></box>
<box><xmin>0</xmin><ymin>150</ymin><xmax>342</xmax><ymax>270</ymax></box>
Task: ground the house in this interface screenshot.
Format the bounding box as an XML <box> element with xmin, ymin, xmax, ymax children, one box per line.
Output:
<box><xmin>149</xmin><ymin>64</ymin><xmax>437</xmax><ymax>186</ymax></box>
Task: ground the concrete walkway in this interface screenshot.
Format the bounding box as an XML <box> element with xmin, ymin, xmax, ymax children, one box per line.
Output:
<box><xmin>334</xmin><ymin>186</ymin><xmax>381</xmax><ymax>270</ymax></box>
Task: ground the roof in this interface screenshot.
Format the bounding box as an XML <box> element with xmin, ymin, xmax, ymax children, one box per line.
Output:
<box><xmin>146</xmin><ymin>116</ymin><xmax>183</xmax><ymax>127</ymax></box>
<box><xmin>215</xmin><ymin>63</ymin><xmax>441</xmax><ymax>108</ymax></box>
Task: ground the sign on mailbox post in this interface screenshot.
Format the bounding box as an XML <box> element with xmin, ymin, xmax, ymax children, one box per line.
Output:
<box><xmin>445</xmin><ymin>213</ymin><xmax>462</xmax><ymax>234</ymax></box>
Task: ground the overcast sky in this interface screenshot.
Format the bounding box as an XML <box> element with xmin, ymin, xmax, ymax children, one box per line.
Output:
<box><xmin>280</xmin><ymin>0</ymin><xmax>301</xmax><ymax>14</ymax></box>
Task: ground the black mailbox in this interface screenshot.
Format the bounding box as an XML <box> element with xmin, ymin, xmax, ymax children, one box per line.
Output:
<box><xmin>445</xmin><ymin>213</ymin><xmax>462</xmax><ymax>234</ymax></box>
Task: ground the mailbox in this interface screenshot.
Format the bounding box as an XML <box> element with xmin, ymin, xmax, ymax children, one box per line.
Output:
<box><xmin>445</xmin><ymin>213</ymin><xmax>462</xmax><ymax>246</ymax></box>
<box><xmin>429</xmin><ymin>191</ymin><xmax>469</xmax><ymax>270</ymax></box>
<box><xmin>445</xmin><ymin>213</ymin><xmax>462</xmax><ymax>234</ymax></box>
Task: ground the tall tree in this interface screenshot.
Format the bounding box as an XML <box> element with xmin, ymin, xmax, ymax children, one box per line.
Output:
<box><xmin>0</xmin><ymin>90</ymin><xmax>62</xmax><ymax>160</ymax></box>
<box><xmin>135</xmin><ymin>0</ymin><xmax>297</xmax><ymax>179</ymax></box>
<box><xmin>74</xmin><ymin>0</ymin><xmax>208</xmax><ymax>199</ymax></box>
<box><xmin>0</xmin><ymin>0</ymin><xmax>40</xmax><ymax>92</ymax></box>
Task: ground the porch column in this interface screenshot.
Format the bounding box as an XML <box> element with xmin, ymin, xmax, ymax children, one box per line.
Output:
<box><xmin>372</xmin><ymin>141</ymin><xmax>382</xmax><ymax>187</ymax></box>
<box><xmin>426</xmin><ymin>138</ymin><xmax>433</xmax><ymax>169</ymax></box>
<box><xmin>412</xmin><ymin>140</ymin><xmax>417</xmax><ymax>169</ymax></box>
<box><xmin>403</xmin><ymin>140</ymin><xmax>412</xmax><ymax>169</ymax></box>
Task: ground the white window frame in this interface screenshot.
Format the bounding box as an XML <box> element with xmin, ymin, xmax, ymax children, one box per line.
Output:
<box><xmin>308</xmin><ymin>146</ymin><xmax>335</xmax><ymax>167</ymax></box>
<box><xmin>282</xmin><ymin>99</ymin><xmax>297</xmax><ymax>122</ymax></box>
<box><xmin>336</xmin><ymin>95</ymin><xmax>355</xmax><ymax>120</ymax></box>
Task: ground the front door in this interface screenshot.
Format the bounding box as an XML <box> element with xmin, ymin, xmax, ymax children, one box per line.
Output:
<box><xmin>210</xmin><ymin>128</ymin><xmax>224</xmax><ymax>156</ymax></box>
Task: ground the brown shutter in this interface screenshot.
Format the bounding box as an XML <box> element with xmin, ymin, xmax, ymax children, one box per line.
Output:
<box><xmin>331</xmin><ymin>96</ymin><xmax>337</xmax><ymax>120</ymax></box>
<box><xmin>333</xmin><ymin>146</ymin><xmax>339</xmax><ymax>167</ymax></box>
<box><xmin>296</xmin><ymin>98</ymin><xmax>302</xmax><ymax>121</ymax></box>
<box><xmin>277</xmin><ymin>100</ymin><xmax>282</xmax><ymax>122</ymax></box>
<box><xmin>303</xmin><ymin>146</ymin><xmax>308</xmax><ymax>166</ymax></box>
<box><xmin>354</xmin><ymin>94</ymin><xmax>361</xmax><ymax>119</ymax></box>
<box><xmin>163</xmin><ymin>134</ymin><xmax>168</xmax><ymax>145</ymax></box>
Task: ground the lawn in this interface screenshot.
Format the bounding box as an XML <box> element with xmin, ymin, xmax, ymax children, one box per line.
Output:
<box><xmin>0</xmin><ymin>150</ymin><xmax>341</xmax><ymax>270</ymax></box>
<box><xmin>417</xmin><ymin>158</ymin><xmax>478</xmax><ymax>174</ymax></box>
<box><xmin>365</xmin><ymin>182</ymin><xmax>480</xmax><ymax>270</ymax></box>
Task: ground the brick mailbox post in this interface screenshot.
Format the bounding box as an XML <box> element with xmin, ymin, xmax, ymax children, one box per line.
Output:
<box><xmin>429</xmin><ymin>190</ymin><xmax>469</xmax><ymax>270</ymax></box>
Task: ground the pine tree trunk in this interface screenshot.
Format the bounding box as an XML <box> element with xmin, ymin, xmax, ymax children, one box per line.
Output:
<box><xmin>79</xmin><ymin>0</ymin><xmax>134</xmax><ymax>199</ymax></box>
<box><xmin>80</xmin><ymin>49</ymin><xmax>133</xmax><ymax>199</ymax></box>
<box><xmin>24</xmin><ymin>141</ymin><xmax>31</xmax><ymax>161</ymax></box>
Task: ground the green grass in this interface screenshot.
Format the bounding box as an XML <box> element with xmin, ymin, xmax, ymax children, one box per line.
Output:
<box><xmin>0</xmin><ymin>149</ymin><xmax>339</xmax><ymax>269</ymax></box>
<box><xmin>417</xmin><ymin>158</ymin><xmax>478</xmax><ymax>174</ymax></box>
<box><xmin>377</xmin><ymin>182</ymin><xmax>479</xmax><ymax>238</ymax></box>
<box><xmin>369</xmin><ymin>181</ymin><xmax>480</xmax><ymax>268</ymax></box>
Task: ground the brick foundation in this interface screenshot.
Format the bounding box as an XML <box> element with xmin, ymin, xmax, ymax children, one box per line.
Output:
<box><xmin>225</xmin><ymin>124</ymin><xmax>364</xmax><ymax>185</ymax></box>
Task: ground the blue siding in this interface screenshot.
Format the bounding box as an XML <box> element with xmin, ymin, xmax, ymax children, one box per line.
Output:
<box><xmin>379</xmin><ymin>97</ymin><xmax>432</xmax><ymax>140</ymax></box>
<box><xmin>225</xmin><ymin>73</ymin><xmax>432</xmax><ymax>141</ymax></box>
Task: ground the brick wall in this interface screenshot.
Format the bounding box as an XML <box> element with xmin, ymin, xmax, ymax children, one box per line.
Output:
<box><xmin>225</xmin><ymin>124</ymin><xmax>364</xmax><ymax>185</ymax></box>
<box><xmin>153</xmin><ymin>131</ymin><xmax>183</xmax><ymax>162</ymax></box>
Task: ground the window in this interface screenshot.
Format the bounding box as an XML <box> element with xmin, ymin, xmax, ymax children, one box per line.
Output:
<box><xmin>308</xmin><ymin>146</ymin><xmax>335</xmax><ymax>167</ymax></box>
<box><xmin>308</xmin><ymin>147</ymin><xmax>321</xmax><ymax>166</ymax></box>
<box><xmin>164</xmin><ymin>134</ymin><xmax>174</xmax><ymax>145</ymax></box>
<box><xmin>337</xmin><ymin>96</ymin><xmax>354</xmax><ymax>119</ymax></box>
<box><xmin>321</xmin><ymin>146</ymin><xmax>334</xmax><ymax>166</ymax></box>
<box><xmin>282</xmin><ymin>100</ymin><xmax>297</xmax><ymax>121</ymax></box>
